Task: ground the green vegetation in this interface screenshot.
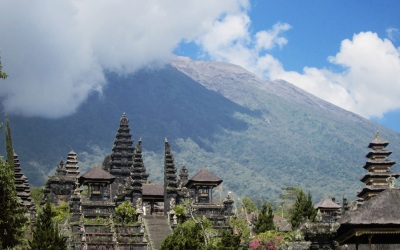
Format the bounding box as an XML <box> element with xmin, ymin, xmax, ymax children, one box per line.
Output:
<box><xmin>52</xmin><ymin>202</ymin><xmax>70</xmax><ymax>224</ymax></box>
<box><xmin>0</xmin><ymin>157</ymin><xmax>28</xmax><ymax>248</ymax></box>
<box><xmin>229</xmin><ymin>216</ymin><xmax>252</xmax><ymax>246</ymax></box>
<box><xmin>241</xmin><ymin>197</ymin><xmax>258</xmax><ymax>214</ymax></box>
<box><xmin>5</xmin><ymin>116</ymin><xmax>14</xmax><ymax>167</ymax></box>
<box><xmin>160</xmin><ymin>220</ymin><xmax>206</xmax><ymax>250</ymax></box>
<box><xmin>161</xmin><ymin>187</ymin><xmax>316</xmax><ymax>249</ymax></box>
<box><xmin>0</xmin><ymin>55</ymin><xmax>8</xmax><ymax>79</ymax></box>
<box><xmin>29</xmin><ymin>200</ymin><xmax>67</xmax><ymax>250</ymax></box>
<box><xmin>174</xmin><ymin>204</ymin><xmax>187</xmax><ymax>223</ymax></box>
<box><xmin>30</xmin><ymin>187</ymin><xmax>44</xmax><ymax>207</ymax></box>
<box><xmin>254</xmin><ymin>202</ymin><xmax>275</xmax><ymax>234</ymax></box>
<box><xmin>0</xmin><ymin>120</ymin><xmax>28</xmax><ymax>249</ymax></box>
<box><xmin>83</xmin><ymin>216</ymin><xmax>109</xmax><ymax>225</ymax></box>
<box><xmin>115</xmin><ymin>201</ymin><xmax>136</xmax><ymax>224</ymax></box>
<box><xmin>161</xmin><ymin>217</ymin><xmax>244</xmax><ymax>249</ymax></box>
<box><xmin>290</xmin><ymin>190</ymin><xmax>316</xmax><ymax>228</ymax></box>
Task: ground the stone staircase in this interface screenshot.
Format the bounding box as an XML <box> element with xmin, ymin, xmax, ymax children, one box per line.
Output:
<box><xmin>143</xmin><ymin>215</ymin><xmax>173</xmax><ymax>250</ymax></box>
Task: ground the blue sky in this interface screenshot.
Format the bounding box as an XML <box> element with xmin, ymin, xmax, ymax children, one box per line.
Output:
<box><xmin>1</xmin><ymin>0</ymin><xmax>400</xmax><ymax>132</ymax></box>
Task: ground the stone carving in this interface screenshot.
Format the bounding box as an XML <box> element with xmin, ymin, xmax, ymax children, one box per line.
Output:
<box><xmin>169</xmin><ymin>197</ymin><xmax>176</xmax><ymax>210</ymax></box>
<box><xmin>387</xmin><ymin>175</ymin><xmax>396</xmax><ymax>188</ymax></box>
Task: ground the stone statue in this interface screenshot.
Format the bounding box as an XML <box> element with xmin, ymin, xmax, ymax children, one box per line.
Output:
<box><xmin>136</xmin><ymin>198</ymin><xmax>143</xmax><ymax>212</ymax></box>
<box><xmin>387</xmin><ymin>175</ymin><xmax>396</xmax><ymax>188</ymax></box>
<box><xmin>170</xmin><ymin>197</ymin><xmax>176</xmax><ymax>210</ymax></box>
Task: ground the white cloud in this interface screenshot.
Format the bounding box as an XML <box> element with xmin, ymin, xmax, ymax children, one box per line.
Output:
<box><xmin>274</xmin><ymin>32</ymin><xmax>400</xmax><ymax>118</ymax></box>
<box><xmin>196</xmin><ymin>13</ymin><xmax>400</xmax><ymax>118</ymax></box>
<box><xmin>0</xmin><ymin>0</ymin><xmax>248</xmax><ymax>118</ymax></box>
<box><xmin>386</xmin><ymin>27</ymin><xmax>399</xmax><ymax>41</ymax></box>
<box><xmin>196</xmin><ymin>14</ymin><xmax>291</xmax><ymax>78</ymax></box>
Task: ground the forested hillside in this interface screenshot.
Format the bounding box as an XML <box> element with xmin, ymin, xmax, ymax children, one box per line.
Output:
<box><xmin>1</xmin><ymin>57</ymin><xmax>399</xmax><ymax>202</ymax></box>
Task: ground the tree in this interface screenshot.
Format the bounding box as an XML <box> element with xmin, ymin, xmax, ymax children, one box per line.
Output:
<box><xmin>115</xmin><ymin>201</ymin><xmax>136</xmax><ymax>224</ymax></box>
<box><xmin>229</xmin><ymin>216</ymin><xmax>251</xmax><ymax>246</ymax></box>
<box><xmin>241</xmin><ymin>197</ymin><xmax>258</xmax><ymax>214</ymax></box>
<box><xmin>0</xmin><ymin>123</ymin><xmax>27</xmax><ymax>249</ymax></box>
<box><xmin>30</xmin><ymin>186</ymin><xmax>45</xmax><ymax>207</ymax></box>
<box><xmin>5</xmin><ymin>116</ymin><xmax>14</xmax><ymax>167</ymax></box>
<box><xmin>290</xmin><ymin>190</ymin><xmax>316</xmax><ymax>228</ymax></box>
<box><xmin>29</xmin><ymin>200</ymin><xmax>67</xmax><ymax>250</ymax></box>
<box><xmin>160</xmin><ymin>220</ymin><xmax>205</xmax><ymax>250</ymax></box>
<box><xmin>216</xmin><ymin>229</ymin><xmax>241</xmax><ymax>250</ymax></box>
<box><xmin>0</xmin><ymin>55</ymin><xmax>8</xmax><ymax>79</ymax></box>
<box><xmin>254</xmin><ymin>202</ymin><xmax>274</xmax><ymax>234</ymax></box>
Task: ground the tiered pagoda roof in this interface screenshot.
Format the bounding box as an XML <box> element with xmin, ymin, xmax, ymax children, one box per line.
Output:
<box><xmin>164</xmin><ymin>138</ymin><xmax>178</xmax><ymax>214</ymax></box>
<box><xmin>130</xmin><ymin>139</ymin><xmax>148</xmax><ymax>201</ymax></box>
<box><xmin>65</xmin><ymin>150</ymin><xmax>80</xmax><ymax>177</ymax></box>
<box><xmin>109</xmin><ymin>113</ymin><xmax>135</xmax><ymax>179</ymax></box>
<box><xmin>13</xmin><ymin>152</ymin><xmax>34</xmax><ymax>209</ymax></box>
<box><xmin>357</xmin><ymin>132</ymin><xmax>400</xmax><ymax>201</ymax></box>
<box><xmin>47</xmin><ymin>152</ymin><xmax>79</xmax><ymax>184</ymax></box>
<box><xmin>164</xmin><ymin>138</ymin><xmax>178</xmax><ymax>193</ymax></box>
<box><xmin>179</xmin><ymin>165</ymin><xmax>189</xmax><ymax>187</ymax></box>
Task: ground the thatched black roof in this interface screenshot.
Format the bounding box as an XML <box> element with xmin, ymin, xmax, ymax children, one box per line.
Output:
<box><xmin>340</xmin><ymin>188</ymin><xmax>400</xmax><ymax>225</ymax></box>
<box><xmin>79</xmin><ymin>166</ymin><xmax>116</xmax><ymax>183</ymax></box>
<box><xmin>336</xmin><ymin>188</ymin><xmax>400</xmax><ymax>244</ymax></box>
<box><xmin>186</xmin><ymin>167</ymin><xmax>222</xmax><ymax>188</ymax></box>
<box><xmin>142</xmin><ymin>183</ymin><xmax>164</xmax><ymax>197</ymax></box>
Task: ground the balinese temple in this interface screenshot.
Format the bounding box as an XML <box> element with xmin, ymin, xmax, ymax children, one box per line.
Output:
<box><xmin>71</xmin><ymin>166</ymin><xmax>147</xmax><ymax>250</ymax></box>
<box><xmin>163</xmin><ymin>138</ymin><xmax>178</xmax><ymax>215</ymax></box>
<box><xmin>44</xmin><ymin>151</ymin><xmax>80</xmax><ymax>205</ymax></box>
<box><xmin>336</xmin><ymin>181</ymin><xmax>400</xmax><ymax>248</ymax></box>
<box><xmin>333</xmin><ymin>133</ymin><xmax>400</xmax><ymax>249</ymax></box>
<box><xmin>130</xmin><ymin>139</ymin><xmax>147</xmax><ymax>204</ymax></box>
<box><xmin>79</xmin><ymin>166</ymin><xmax>116</xmax><ymax>218</ymax></box>
<box><xmin>43</xmin><ymin>113</ymin><xmax>235</xmax><ymax>249</ymax></box>
<box><xmin>65</xmin><ymin>150</ymin><xmax>80</xmax><ymax>176</ymax></box>
<box><xmin>357</xmin><ymin>132</ymin><xmax>400</xmax><ymax>201</ymax></box>
<box><xmin>185</xmin><ymin>167</ymin><xmax>234</xmax><ymax>228</ymax></box>
<box><xmin>13</xmin><ymin>152</ymin><xmax>34</xmax><ymax>210</ymax></box>
<box><xmin>186</xmin><ymin>167</ymin><xmax>222</xmax><ymax>204</ymax></box>
<box><xmin>314</xmin><ymin>196</ymin><xmax>341</xmax><ymax>223</ymax></box>
<box><xmin>108</xmin><ymin>113</ymin><xmax>135</xmax><ymax>198</ymax></box>
<box><xmin>142</xmin><ymin>183</ymin><xmax>164</xmax><ymax>215</ymax></box>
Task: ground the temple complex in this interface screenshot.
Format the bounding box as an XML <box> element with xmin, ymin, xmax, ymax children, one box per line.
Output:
<box><xmin>79</xmin><ymin>166</ymin><xmax>116</xmax><ymax>218</ymax></box>
<box><xmin>357</xmin><ymin>132</ymin><xmax>400</xmax><ymax>201</ymax></box>
<box><xmin>42</xmin><ymin>113</ymin><xmax>234</xmax><ymax>249</ymax></box>
<box><xmin>25</xmin><ymin>110</ymin><xmax>400</xmax><ymax>249</ymax></box>
<box><xmin>44</xmin><ymin>151</ymin><xmax>80</xmax><ymax>205</ymax></box>
<box><xmin>334</xmin><ymin>133</ymin><xmax>400</xmax><ymax>249</ymax></box>
<box><xmin>314</xmin><ymin>196</ymin><xmax>341</xmax><ymax>223</ymax></box>
<box><xmin>108</xmin><ymin>113</ymin><xmax>135</xmax><ymax>199</ymax></box>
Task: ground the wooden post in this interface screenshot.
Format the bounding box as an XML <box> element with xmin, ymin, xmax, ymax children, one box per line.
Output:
<box><xmin>368</xmin><ymin>235</ymin><xmax>373</xmax><ymax>250</ymax></box>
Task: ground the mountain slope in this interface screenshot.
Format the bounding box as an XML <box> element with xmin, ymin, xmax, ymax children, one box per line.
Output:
<box><xmin>2</xmin><ymin>57</ymin><xmax>400</xmax><ymax>202</ymax></box>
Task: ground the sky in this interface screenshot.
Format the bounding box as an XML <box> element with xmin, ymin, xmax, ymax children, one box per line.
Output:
<box><xmin>0</xmin><ymin>1</ymin><xmax>400</xmax><ymax>132</ymax></box>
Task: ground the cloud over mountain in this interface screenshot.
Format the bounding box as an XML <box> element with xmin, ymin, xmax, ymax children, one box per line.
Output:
<box><xmin>1</xmin><ymin>0</ymin><xmax>399</xmax><ymax>119</ymax></box>
<box><xmin>0</xmin><ymin>0</ymin><xmax>248</xmax><ymax>118</ymax></box>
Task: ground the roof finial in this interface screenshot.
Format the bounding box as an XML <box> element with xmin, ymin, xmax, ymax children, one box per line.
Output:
<box><xmin>376</xmin><ymin>131</ymin><xmax>380</xmax><ymax>138</ymax></box>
